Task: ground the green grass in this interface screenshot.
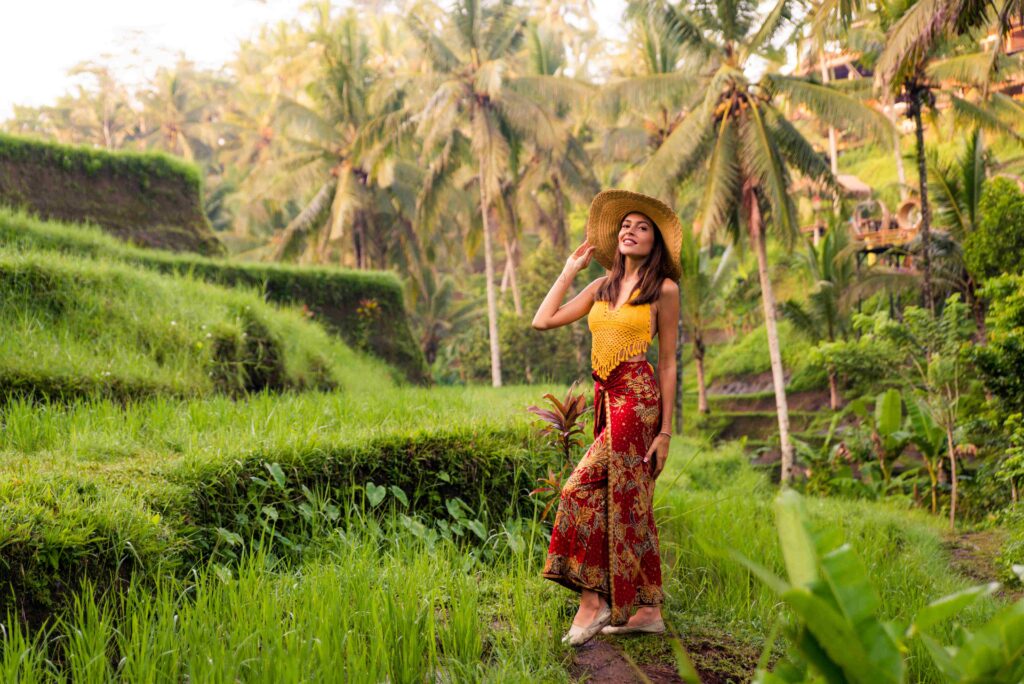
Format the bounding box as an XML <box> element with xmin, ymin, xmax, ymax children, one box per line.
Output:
<box><xmin>2</xmin><ymin>432</ymin><xmax>1006</xmax><ymax>682</ymax></box>
<box><xmin>0</xmin><ymin>384</ymin><xmax>561</xmax><ymax>620</ymax></box>
<box><xmin>0</xmin><ymin>247</ymin><xmax>402</xmax><ymax>402</ymax></box>
<box><xmin>0</xmin><ymin>208</ymin><xmax>428</xmax><ymax>382</ymax></box>
<box><xmin>1</xmin><ymin>515</ymin><xmax>572</xmax><ymax>682</ymax></box>
<box><xmin>704</xmin><ymin>321</ymin><xmax>825</xmax><ymax>391</ymax></box>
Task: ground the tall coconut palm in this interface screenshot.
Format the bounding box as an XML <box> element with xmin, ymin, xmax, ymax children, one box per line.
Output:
<box><xmin>401</xmin><ymin>0</ymin><xmax>571</xmax><ymax>387</ymax></box>
<box><xmin>138</xmin><ymin>58</ymin><xmax>224</xmax><ymax>163</ymax></box>
<box><xmin>267</xmin><ymin>8</ymin><xmax>411</xmax><ymax>268</ymax></box>
<box><xmin>630</xmin><ymin>0</ymin><xmax>893</xmax><ymax>482</ymax></box>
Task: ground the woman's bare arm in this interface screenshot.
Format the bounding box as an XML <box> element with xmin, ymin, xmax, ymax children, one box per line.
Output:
<box><xmin>532</xmin><ymin>242</ymin><xmax>603</xmax><ymax>330</ymax></box>
<box><xmin>655</xmin><ymin>278</ymin><xmax>680</xmax><ymax>435</ymax></box>
<box><xmin>532</xmin><ymin>276</ymin><xmax>605</xmax><ymax>330</ymax></box>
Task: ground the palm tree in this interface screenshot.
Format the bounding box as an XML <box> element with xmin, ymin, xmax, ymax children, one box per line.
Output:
<box><xmin>138</xmin><ymin>58</ymin><xmax>224</xmax><ymax>163</ymax></box>
<box><xmin>266</xmin><ymin>7</ymin><xmax>413</xmax><ymax>268</ymax></box>
<box><xmin>401</xmin><ymin>0</ymin><xmax>571</xmax><ymax>387</ymax></box>
<box><xmin>630</xmin><ymin>0</ymin><xmax>893</xmax><ymax>482</ymax></box>
<box><xmin>680</xmin><ymin>229</ymin><xmax>735</xmax><ymax>414</ymax></box>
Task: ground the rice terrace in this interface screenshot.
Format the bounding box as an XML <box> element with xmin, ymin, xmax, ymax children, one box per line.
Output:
<box><xmin>3</xmin><ymin>0</ymin><xmax>1024</xmax><ymax>681</ymax></box>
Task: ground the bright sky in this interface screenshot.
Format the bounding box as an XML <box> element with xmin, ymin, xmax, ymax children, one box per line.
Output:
<box><xmin>0</xmin><ymin>0</ymin><xmax>627</xmax><ymax>120</ymax></box>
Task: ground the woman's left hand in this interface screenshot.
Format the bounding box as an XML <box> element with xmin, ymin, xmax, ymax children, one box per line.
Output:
<box><xmin>643</xmin><ymin>434</ymin><xmax>670</xmax><ymax>480</ymax></box>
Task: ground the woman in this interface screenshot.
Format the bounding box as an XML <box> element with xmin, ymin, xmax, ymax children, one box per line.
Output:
<box><xmin>531</xmin><ymin>189</ymin><xmax>681</xmax><ymax>647</ymax></box>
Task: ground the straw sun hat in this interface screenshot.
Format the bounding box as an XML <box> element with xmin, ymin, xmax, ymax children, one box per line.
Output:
<box><xmin>584</xmin><ymin>189</ymin><xmax>683</xmax><ymax>282</ymax></box>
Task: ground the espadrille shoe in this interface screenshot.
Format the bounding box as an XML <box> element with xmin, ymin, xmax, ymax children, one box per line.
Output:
<box><xmin>561</xmin><ymin>604</ymin><xmax>612</xmax><ymax>646</ymax></box>
<box><xmin>600</xmin><ymin>618</ymin><xmax>666</xmax><ymax>635</ymax></box>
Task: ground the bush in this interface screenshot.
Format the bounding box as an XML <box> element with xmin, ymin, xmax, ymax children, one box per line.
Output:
<box><xmin>964</xmin><ymin>177</ymin><xmax>1024</xmax><ymax>281</ymax></box>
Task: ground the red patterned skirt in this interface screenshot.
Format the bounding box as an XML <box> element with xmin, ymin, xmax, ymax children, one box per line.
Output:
<box><xmin>541</xmin><ymin>359</ymin><xmax>664</xmax><ymax>625</ymax></box>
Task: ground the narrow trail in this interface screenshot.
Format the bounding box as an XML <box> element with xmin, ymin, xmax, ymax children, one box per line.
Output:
<box><xmin>943</xmin><ymin>527</ymin><xmax>1024</xmax><ymax>602</ymax></box>
<box><xmin>569</xmin><ymin>631</ymin><xmax>761</xmax><ymax>684</ymax></box>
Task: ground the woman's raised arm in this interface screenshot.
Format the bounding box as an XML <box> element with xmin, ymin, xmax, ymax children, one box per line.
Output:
<box><xmin>532</xmin><ymin>242</ymin><xmax>603</xmax><ymax>330</ymax></box>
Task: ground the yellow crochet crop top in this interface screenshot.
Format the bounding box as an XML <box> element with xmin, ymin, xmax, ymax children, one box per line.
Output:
<box><xmin>588</xmin><ymin>288</ymin><xmax>652</xmax><ymax>380</ymax></box>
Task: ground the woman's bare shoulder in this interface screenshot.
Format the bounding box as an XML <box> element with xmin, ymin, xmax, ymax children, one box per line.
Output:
<box><xmin>584</xmin><ymin>275</ymin><xmax>609</xmax><ymax>293</ymax></box>
<box><xmin>659</xmin><ymin>278</ymin><xmax>680</xmax><ymax>297</ymax></box>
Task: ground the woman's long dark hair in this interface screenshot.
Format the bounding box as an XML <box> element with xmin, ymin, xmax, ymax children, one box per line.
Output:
<box><xmin>594</xmin><ymin>211</ymin><xmax>671</xmax><ymax>306</ymax></box>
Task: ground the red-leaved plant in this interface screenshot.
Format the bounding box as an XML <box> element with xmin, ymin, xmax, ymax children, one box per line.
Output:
<box><xmin>526</xmin><ymin>379</ymin><xmax>592</xmax><ymax>521</ymax></box>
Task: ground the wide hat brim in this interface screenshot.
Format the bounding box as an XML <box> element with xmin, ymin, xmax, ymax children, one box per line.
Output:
<box><xmin>584</xmin><ymin>190</ymin><xmax>682</xmax><ymax>282</ymax></box>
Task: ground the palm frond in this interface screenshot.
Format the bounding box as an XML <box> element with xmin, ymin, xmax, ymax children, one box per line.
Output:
<box><xmin>765</xmin><ymin>74</ymin><xmax>894</xmax><ymax>145</ymax></box>
<box><xmin>743</xmin><ymin>0</ymin><xmax>792</xmax><ymax>60</ymax></box>
<box><xmin>764</xmin><ymin>106</ymin><xmax>835</xmax><ymax>189</ymax></box>
<box><xmin>949</xmin><ymin>94</ymin><xmax>1024</xmax><ymax>142</ymax></box>
<box><xmin>508</xmin><ymin>75</ymin><xmax>594</xmax><ymax>112</ymax></box>
<box><xmin>495</xmin><ymin>89</ymin><xmax>562</xmax><ymax>152</ymax></box>
<box><xmin>741</xmin><ymin>101</ymin><xmax>798</xmax><ymax>245</ymax></box>
<box><xmin>637</xmin><ymin>105</ymin><xmax>714</xmax><ymax>195</ymax></box>
<box><xmin>927</xmin><ymin>150</ymin><xmax>968</xmax><ymax>236</ymax></box>
<box><xmin>595</xmin><ymin>73</ymin><xmax>700</xmax><ymax>121</ymax></box>
<box><xmin>926</xmin><ymin>51</ymin><xmax>1012</xmax><ymax>86</ymax></box>
<box><xmin>405</xmin><ymin>13</ymin><xmax>462</xmax><ymax>72</ymax></box>
<box><xmin>875</xmin><ymin>0</ymin><xmax>955</xmax><ymax>88</ymax></box>
<box><xmin>273</xmin><ymin>178</ymin><xmax>336</xmax><ymax>260</ymax></box>
<box><xmin>698</xmin><ymin>114</ymin><xmax>741</xmax><ymax>240</ymax></box>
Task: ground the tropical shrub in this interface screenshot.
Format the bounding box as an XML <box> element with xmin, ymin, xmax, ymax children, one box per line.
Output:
<box><xmin>963</xmin><ymin>178</ymin><xmax>1024</xmax><ymax>281</ymax></box>
<box><xmin>736</xmin><ymin>489</ymin><xmax>1024</xmax><ymax>683</ymax></box>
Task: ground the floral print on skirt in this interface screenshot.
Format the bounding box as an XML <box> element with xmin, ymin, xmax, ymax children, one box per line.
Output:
<box><xmin>541</xmin><ymin>359</ymin><xmax>664</xmax><ymax>625</ymax></box>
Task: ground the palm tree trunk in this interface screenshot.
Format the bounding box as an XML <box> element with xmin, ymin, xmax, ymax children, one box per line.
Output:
<box><xmin>911</xmin><ymin>87</ymin><xmax>934</xmax><ymax>313</ymax></box>
<box><xmin>927</xmin><ymin>461</ymin><xmax>938</xmax><ymax>513</ymax></box>
<box><xmin>694</xmin><ymin>335</ymin><xmax>709</xmax><ymax>414</ymax></box>
<box><xmin>828</xmin><ymin>368</ymin><xmax>840</xmax><ymax>411</ymax></box>
<box><xmin>505</xmin><ymin>237</ymin><xmax>523</xmax><ymax>316</ymax></box>
<box><xmin>818</xmin><ymin>51</ymin><xmax>839</xmax><ymax>177</ymax></box>
<box><xmin>552</xmin><ymin>176</ymin><xmax>567</xmax><ymax>251</ymax></box>
<box><xmin>946</xmin><ymin>425</ymin><xmax>958</xmax><ymax>530</ymax></box>
<box><xmin>479</xmin><ymin>162</ymin><xmax>503</xmax><ymax>387</ymax></box>
<box><xmin>750</xmin><ymin>201</ymin><xmax>794</xmax><ymax>483</ymax></box>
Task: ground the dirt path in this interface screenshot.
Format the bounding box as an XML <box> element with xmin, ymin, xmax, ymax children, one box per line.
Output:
<box><xmin>943</xmin><ymin>528</ymin><xmax>1024</xmax><ymax>602</ymax></box>
<box><xmin>569</xmin><ymin>630</ymin><xmax>762</xmax><ymax>684</ymax></box>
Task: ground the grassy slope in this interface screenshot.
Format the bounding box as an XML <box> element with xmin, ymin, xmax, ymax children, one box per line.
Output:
<box><xmin>0</xmin><ymin>247</ymin><xmax>402</xmax><ymax>400</ymax></box>
<box><xmin>0</xmin><ymin>208</ymin><xmax>428</xmax><ymax>383</ymax></box>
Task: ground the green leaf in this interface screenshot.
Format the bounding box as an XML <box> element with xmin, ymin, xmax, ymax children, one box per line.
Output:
<box><xmin>875</xmin><ymin>389</ymin><xmax>902</xmax><ymax>437</ymax></box>
<box><xmin>909</xmin><ymin>582</ymin><xmax>1000</xmax><ymax>637</ymax></box>
<box><xmin>215</xmin><ymin>527</ymin><xmax>242</xmax><ymax>547</ymax></box>
<box><xmin>365</xmin><ymin>482</ymin><xmax>387</xmax><ymax>508</ymax></box>
<box><xmin>265</xmin><ymin>461</ymin><xmax>287</xmax><ymax>489</ymax></box>
<box><xmin>389</xmin><ymin>485</ymin><xmax>409</xmax><ymax>508</ymax></box>
<box><xmin>775</xmin><ymin>489</ymin><xmax>818</xmax><ymax>588</ymax></box>
<box><xmin>784</xmin><ymin>589</ymin><xmax>895</xmax><ymax>684</ymax></box>
<box><xmin>949</xmin><ymin>598</ymin><xmax>1024</xmax><ymax>680</ymax></box>
<box><xmin>917</xmin><ymin>632</ymin><xmax>961</xmax><ymax>680</ymax></box>
<box><xmin>446</xmin><ymin>497</ymin><xmax>468</xmax><ymax>521</ymax></box>
<box><xmin>819</xmin><ymin>543</ymin><xmax>880</xmax><ymax>625</ymax></box>
<box><xmin>466</xmin><ymin>519</ymin><xmax>487</xmax><ymax>541</ymax></box>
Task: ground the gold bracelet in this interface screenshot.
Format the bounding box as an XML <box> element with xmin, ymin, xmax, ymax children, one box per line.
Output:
<box><xmin>658</xmin><ymin>431</ymin><xmax>671</xmax><ymax>438</ymax></box>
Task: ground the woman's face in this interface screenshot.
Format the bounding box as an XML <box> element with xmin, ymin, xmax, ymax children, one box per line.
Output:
<box><xmin>618</xmin><ymin>212</ymin><xmax>655</xmax><ymax>259</ymax></box>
